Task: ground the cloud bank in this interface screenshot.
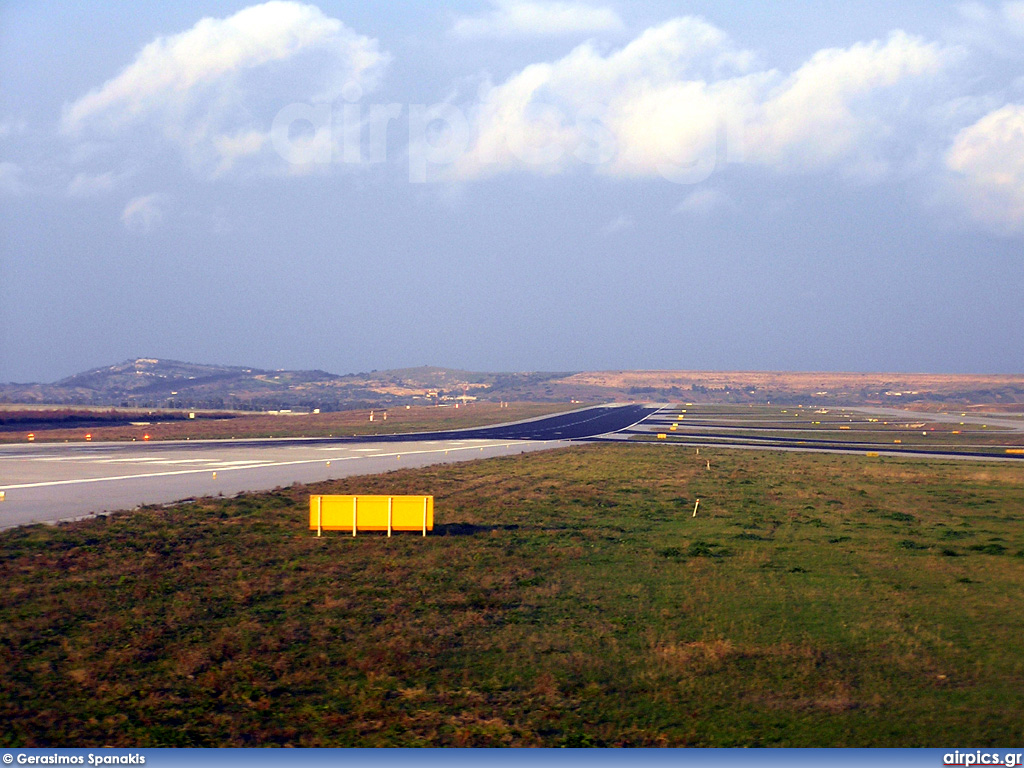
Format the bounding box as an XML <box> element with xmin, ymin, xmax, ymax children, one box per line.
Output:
<box><xmin>49</xmin><ymin>3</ymin><xmax>1024</xmax><ymax>236</ymax></box>
<box><xmin>62</xmin><ymin>1</ymin><xmax>389</xmax><ymax>175</ymax></box>
<box><xmin>947</xmin><ymin>103</ymin><xmax>1024</xmax><ymax>233</ymax></box>
<box><xmin>453</xmin><ymin>19</ymin><xmax>952</xmax><ymax>182</ymax></box>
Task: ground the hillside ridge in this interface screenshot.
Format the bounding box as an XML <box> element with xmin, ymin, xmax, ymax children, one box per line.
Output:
<box><xmin>2</xmin><ymin>358</ymin><xmax>1023</xmax><ymax>409</ymax></box>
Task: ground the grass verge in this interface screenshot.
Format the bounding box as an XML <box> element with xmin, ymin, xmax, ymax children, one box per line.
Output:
<box><xmin>2</xmin><ymin>445</ymin><xmax>1023</xmax><ymax>746</ymax></box>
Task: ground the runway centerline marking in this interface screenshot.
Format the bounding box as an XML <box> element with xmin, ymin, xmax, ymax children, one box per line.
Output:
<box><xmin>38</xmin><ymin>455</ymin><xmax>117</xmax><ymax>462</ymax></box>
<box><xmin>95</xmin><ymin>458</ymin><xmax>216</xmax><ymax>465</ymax></box>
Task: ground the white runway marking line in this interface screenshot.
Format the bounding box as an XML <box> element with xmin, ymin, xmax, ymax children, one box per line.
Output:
<box><xmin>37</xmin><ymin>455</ymin><xmax>118</xmax><ymax>462</ymax></box>
<box><xmin>0</xmin><ymin>441</ymin><xmax>554</xmax><ymax>491</ymax></box>
<box><xmin>213</xmin><ymin>460</ymin><xmax>280</xmax><ymax>466</ymax></box>
<box><xmin>33</xmin><ymin>457</ymin><xmax>254</xmax><ymax>466</ymax></box>
<box><xmin>94</xmin><ymin>458</ymin><xmax>217</xmax><ymax>465</ymax></box>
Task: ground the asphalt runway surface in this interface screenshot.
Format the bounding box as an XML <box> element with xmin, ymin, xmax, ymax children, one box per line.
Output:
<box><xmin>4</xmin><ymin>402</ymin><xmax>1020</xmax><ymax>531</ymax></box>
<box><xmin>0</xmin><ymin>405</ymin><xmax>654</xmax><ymax>529</ymax></box>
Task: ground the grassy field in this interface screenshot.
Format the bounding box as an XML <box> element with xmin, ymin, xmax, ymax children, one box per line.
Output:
<box><xmin>0</xmin><ymin>402</ymin><xmax>579</xmax><ymax>444</ymax></box>
<box><xmin>2</xmin><ymin>444</ymin><xmax>1023</xmax><ymax>747</ymax></box>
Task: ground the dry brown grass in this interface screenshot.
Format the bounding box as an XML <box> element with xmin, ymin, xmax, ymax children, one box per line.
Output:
<box><xmin>559</xmin><ymin>370</ymin><xmax>1024</xmax><ymax>394</ymax></box>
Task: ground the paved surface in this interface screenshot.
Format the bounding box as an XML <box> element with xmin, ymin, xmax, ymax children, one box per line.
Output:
<box><xmin>337</xmin><ymin>403</ymin><xmax>655</xmax><ymax>442</ymax></box>
<box><xmin>0</xmin><ymin>405</ymin><xmax>655</xmax><ymax>529</ymax></box>
<box><xmin>848</xmin><ymin>406</ymin><xmax>1024</xmax><ymax>433</ymax></box>
<box><xmin>8</xmin><ymin>401</ymin><xmax>1018</xmax><ymax>531</ymax></box>
<box><xmin>606</xmin><ymin>405</ymin><xmax>1024</xmax><ymax>463</ymax></box>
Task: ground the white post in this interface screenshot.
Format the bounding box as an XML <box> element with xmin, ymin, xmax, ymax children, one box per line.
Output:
<box><xmin>317</xmin><ymin>496</ymin><xmax>322</xmax><ymax>538</ymax></box>
<box><xmin>352</xmin><ymin>496</ymin><xmax>358</xmax><ymax>537</ymax></box>
<box><xmin>422</xmin><ymin>496</ymin><xmax>428</xmax><ymax>537</ymax></box>
<box><xmin>692</xmin><ymin>499</ymin><xmax>700</xmax><ymax>518</ymax></box>
<box><xmin>387</xmin><ymin>497</ymin><xmax>393</xmax><ymax>538</ymax></box>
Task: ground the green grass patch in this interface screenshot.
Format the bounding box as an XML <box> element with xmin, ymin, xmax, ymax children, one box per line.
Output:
<box><xmin>2</xmin><ymin>446</ymin><xmax>1023</xmax><ymax>746</ymax></box>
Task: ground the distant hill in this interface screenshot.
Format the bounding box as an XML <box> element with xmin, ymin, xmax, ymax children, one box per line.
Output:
<box><xmin>0</xmin><ymin>359</ymin><xmax>570</xmax><ymax>410</ymax></box>
<box><xmin>553</xmin><ymin>370</ymin><xmax>1024</xmax><ymax>409</ymax></box>
<box><xmin>1</xmin><ymin>358</ymin><xmax>1022</xmax><ymax>410</ymax></box>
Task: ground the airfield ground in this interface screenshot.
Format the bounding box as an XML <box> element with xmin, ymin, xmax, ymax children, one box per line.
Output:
<box><xmin>621</xmin><ymin>404</ymin><xmax>1024</xmax><ymax>458</ymax></box>
<box><xmin>2</xmin><ymin>442</ymin><xmax>1022</xmax><ymax>746</ymax></box>
<box><xmin>0</xmin><ymin>402</ymin><xmax>581</xmax><ymax>444</ymax></box>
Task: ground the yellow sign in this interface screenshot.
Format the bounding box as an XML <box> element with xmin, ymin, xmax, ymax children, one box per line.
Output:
<box><xmin>310</xmin><ymin>494</ymin><xmax>434</xmax><ymax>537</ymax></box>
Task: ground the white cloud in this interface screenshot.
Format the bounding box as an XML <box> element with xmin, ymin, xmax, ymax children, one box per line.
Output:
<box><xmin>0</xmin><ymin>119</ymin><xmax>28</xmax><ymax>139</ymax></box>
<box><xmin>121</xmin><ymin>193</ymin><xmax>168</xmax><ymax>232</ymax></box>
<box><xmin>957</xmin><ymin>1</ymin><xmax>993</xmax><ymax>25</ymax></box>
<box><xmin>62</xmin><ymin>2</ymin><xmax>389</xmax><ymax>176</ymax></box>
<box><xmin>600</xmin><ymin>214</ymin><xmax>634</xmax><ymax>234</ymax></box>
<box><xmin>753</xmin><ymin>32</ymin><xmax>949</xmax><ymax>173</ymax></box>
<box><xmin>1004</xmin><ymin>1</ymin><xmax>1024</xmax><ymax>35</ymax></box>
<box><xmin>67</xmin><ymin>171</ymin><xmax>121</xmax><ymax>197</ymax></box>
<box><xmin>0</xmin><ymin>162</ymin><xmax>25</xmax><ymax>195</ymax></box>
<box><xmin>952</xmin><ymin>2</ymin><xmax>1024</xmax><ymax>52</ymax></box>
<box><xmin>946</xmin><ymin>103</ymin><xmax>1024</xmax><ymax>232</ymax></box>
<box><xmin>452</xmin><ymin>0</ymin><xmax>623</xmax><ymax>38</ymax></box>
<box><xmin>451</xmin><ymin>19</ymin><xmax>951</xmax><ymax>183</ymax></box>
<box><xmin>454</xmin><ymin>17</ymin><xmax>758</xmax><ymax>180</ymax></box>
<box><xmin>212</xmin><ymin>130</ymin><xmax>268</xmax><ymax>166</ymax></box>
<box><xmin>675</xmin><ymin>187</ymin><xmax>734</xmax><ymax>216</ymax></box>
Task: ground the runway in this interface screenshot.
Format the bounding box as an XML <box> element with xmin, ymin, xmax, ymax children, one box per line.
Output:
<box><xmin>0</xmin><ymin>404</ymin><xmax>654</xmax><ymax>529</ymax></box>
<box><xmin>607</xmin><ymin>404</ymin><xmax>1024</xmax><ymax>462</ymax></box>
<box><xmin>6</xmin><ymin>401</ymin><xmax>1018</xmax><ymax>531</ymax></box>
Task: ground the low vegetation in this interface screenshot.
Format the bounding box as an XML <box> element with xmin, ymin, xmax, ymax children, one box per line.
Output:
<box><xmin>2</xmin><ymin>445</ymin><xmax>1023</xmax><ymax>746</ymax></box>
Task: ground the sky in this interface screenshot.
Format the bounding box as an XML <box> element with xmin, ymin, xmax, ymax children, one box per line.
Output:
<box><xmin>1</xmin><ymin>1</ymin><xmax>1023</xmax><ymax>383</ymax></box>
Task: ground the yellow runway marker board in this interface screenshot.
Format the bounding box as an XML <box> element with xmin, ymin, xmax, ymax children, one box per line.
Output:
<box><xmin>311</xmin><ymin>494</ymin><xmax>434</xmax><ymax>537</ymax></box>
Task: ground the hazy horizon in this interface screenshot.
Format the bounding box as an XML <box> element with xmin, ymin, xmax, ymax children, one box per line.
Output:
<box><xmin>3</xmin><ymin>1</ymin><xmax>1023</xmax><ymax>382</ymax></box>
<box><xmin>6</xmin><ymin>355</ymin><xmax>1024</xmax><ymax>387</ymax></box>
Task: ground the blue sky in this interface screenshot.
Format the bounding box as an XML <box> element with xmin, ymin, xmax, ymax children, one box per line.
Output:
<box><xmin>1</xmin><ymin>1</ymin><xmax>1022</xmax><ymax>383</ymax></box>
